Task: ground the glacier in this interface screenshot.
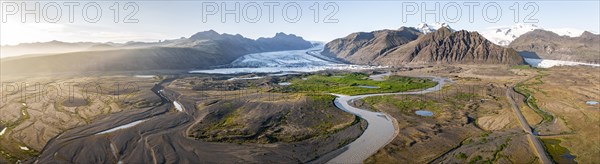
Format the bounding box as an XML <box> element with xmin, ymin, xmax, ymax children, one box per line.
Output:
<box><xmin>190</xmin><ymin>42</ymin><xmax>386</xmax><ymax>74</ymax></box>
<box><xmin>524</xmin><ymin>58</ymin><xmax>600</xmax><ymax>68</ymax></box>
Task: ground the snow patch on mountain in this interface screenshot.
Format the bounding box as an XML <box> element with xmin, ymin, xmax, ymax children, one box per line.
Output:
<box><xmin>416</xmin><ymin>23</ymin><xmax>453</xmax><ymax>34</ymax></box>
<box><xmin>481</xmin><ymin>24</ymin><xmax>540</xmax><ymax>46</ymax></box>
<box><xmin>545</xmin><ymin>28</ymin><xmax>589</xmax><ymax>37</ymax></box>
<box><xmin>482</xmin><ymin>24</ymin><xmax>597</xmax><ymax>46</ymax></box>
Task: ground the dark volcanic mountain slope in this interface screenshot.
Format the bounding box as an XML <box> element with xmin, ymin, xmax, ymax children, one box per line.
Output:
<box><xmin>0</xmin><ymin>31</ymin><xmax>312</xmax><ymax>75</ymax></box>
<box><xmin>509</xmin><ymin>29</ymin><xmax>600</xmax><ymax>63</ymax></box>
<box><xmin>321</xmin><ymin>27</ymin><xmax>422</xmax><ymax>64</ymax></box>
<box><xmin>323</xmin><ymin>27</ymin><xmax>523</xmax><ymax>66</ymax></box>
<box><xmin>377</xmin><ymin>27</ymin><xmax>523</xmax><ymax>65</ymax></box>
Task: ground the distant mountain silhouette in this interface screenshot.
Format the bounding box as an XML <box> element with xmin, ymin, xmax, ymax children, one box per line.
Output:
<box><xmin>0</xmin><ymin>31</ymin><xmax>312</xmax><ymax>75</ymax></box>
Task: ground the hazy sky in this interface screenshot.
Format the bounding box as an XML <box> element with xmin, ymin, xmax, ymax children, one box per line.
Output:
<box><xmin>1</xmin><ymin>0</ymin><xmax>599</xmax><ymax>45</ymax></box>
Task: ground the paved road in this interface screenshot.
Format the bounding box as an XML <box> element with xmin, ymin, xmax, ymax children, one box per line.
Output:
<box><xmin>326</xmin><ymin>76</ymin><xmax>450</xmax><ymax>163</ymax></box>
<box><xmin>506</xmin><ymin>88</ymin><xmax>553</xmax><ymax>164</ymax></box>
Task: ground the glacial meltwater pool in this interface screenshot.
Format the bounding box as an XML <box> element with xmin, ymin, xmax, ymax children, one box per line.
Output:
<box><xmin>278</xmin><ymin>82</ymin><xmax>292</xmax><ymax>86</ymax></box>
<box><xmin>415</xmin><ymin>110</ymin><xmax>434</xmax><ymax>117</ymax></box>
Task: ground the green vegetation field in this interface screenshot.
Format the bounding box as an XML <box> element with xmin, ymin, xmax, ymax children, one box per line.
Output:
<box><xmin>360</xmin><ymin>91</ymin><xmax>477</xmax><ymax>114</ymax></box>
<box><xmin>282</xmin><ymin>73</ymin><xmax>437</xmax><ymax>95</ymax></box>
<box><xmin>542</xmin><ymin>138</ymin><xmax>575</xmax><ymax>163</ymax></box>
<box><xmin>362</xmin><ymin>95</ymin><xmax>440</xmax><ymax>113</ymax></box>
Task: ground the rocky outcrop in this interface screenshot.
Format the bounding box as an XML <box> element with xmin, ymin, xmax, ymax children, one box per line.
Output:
<box><xmin>321</xmin><ymin>27</ymin><xmax>422</xmax><ymax>64</ymax></box>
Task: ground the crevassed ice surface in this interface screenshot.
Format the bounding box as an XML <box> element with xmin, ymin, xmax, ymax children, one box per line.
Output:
<box><xmin>229</xmin><ymin>44</ymin><xmax>331</xmax><ymax>67</ymax></box>
<box><xmin>190</xmin><ymin>43</ymin><xmax>386</xmax><ymax>74</ymax></box>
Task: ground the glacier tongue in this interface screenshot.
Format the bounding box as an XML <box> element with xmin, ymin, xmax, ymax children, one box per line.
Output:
<box><xmin>524</xmin><ymin>58</ymin><xmax>600</xmax><ymax>68</ymax></box>
<box><xmin>190</xmin><ymin>65</ymin><xmax>387</xmax><ymax>74</ymax></box>
<box><xmin>229</xmin><ymin>43</ymin><xmax>332</xmax><ymax>68</ymax></box>
<box><xmin>190</xmin><ymin>42</ymin><xmax>386</xmax><ymax>74</ymax></box>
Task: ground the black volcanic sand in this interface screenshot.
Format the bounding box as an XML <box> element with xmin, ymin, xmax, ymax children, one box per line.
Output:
<box><xmin>33</xmin><ymin>77</ymin><xmax>365</xmax><ymax>163</ymax></box>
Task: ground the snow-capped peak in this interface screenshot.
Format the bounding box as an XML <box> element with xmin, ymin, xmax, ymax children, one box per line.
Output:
<box><xmin>481</xmin><ymin>23</ymin><xmax>594</xmax><ymax>46</ymax></box>
<box><xmin>545</xmin><ymin>28</ymin><xmax>588</xmax><ymax>37</ymax></box>
<box><xmin>416</xmin><ymin>23</ymin><xmax>453</xmax><ymax>34</ymax></box>
<box><xmin>481</xmin><ymin>23</ymin><xmax>541</xmax><ymax>46</ymax></box>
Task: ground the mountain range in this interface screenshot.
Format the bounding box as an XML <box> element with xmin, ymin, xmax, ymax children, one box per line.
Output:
<box><xmin>2</xmin><ymin>23</ymin><xmax>598</xmax><ymax>75</ymax></box>
<box><xmin>481</xmin><ymin>24</ymin><xmax>594</xmax><ymax>46</ymax></box>
<box><xmin>510</xmin><ymin>30</ymin><xmax>600</xmax><ymax>63</ymax></box>
<box><xmin>0</xmin><ymin>31</ymin><xmax>312</xmax><ymax>75</ymax></box>
<box><xmin>322</xmin><ymin>23</ymin><xmax>598</xmax><ymax>66</ymax></box>
<box><xmin>322</xmin><ymin>26</ymin><xmax>523</xmax><ymax>66</ymax></box>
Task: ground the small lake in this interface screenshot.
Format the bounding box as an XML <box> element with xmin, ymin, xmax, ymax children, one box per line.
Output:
<box><xmin>278</xmin><ymin>82</ymin><xmax>292</xmax><ymax>86</ymax></box>
<box><xmin>134</xmin><ymin>75</ymin><xmax>155</xmax><ymax>78</ymax></box>
<box><xmin>227</xmin><ymin>76</ymin><xmax>264</xmax><ymax>81</ymax></box>
<box><xmin>586</xmin><ymin>101</ymin><xmax>598</xmax><ymax>105</ymax></box>
<box><xmin>357</xmin><ymin>85</ymin><xmax>380</xmax><ymax>89</ymax></box>
<box><xmin>269</xmin><ymin>72</ymin><xmax>300</xmax><ymax>77</ymax></box>
<box><xmin>415</xmin><ymin>110</ymin><xmax>434</xmax><ymax>117</ymax></box>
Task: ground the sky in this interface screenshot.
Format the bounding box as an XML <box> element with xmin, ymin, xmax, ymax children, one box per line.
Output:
<box><xmin>0</xmin><ymin>0</ymin><xmax>599</xmax><ymax>45</ymax></box>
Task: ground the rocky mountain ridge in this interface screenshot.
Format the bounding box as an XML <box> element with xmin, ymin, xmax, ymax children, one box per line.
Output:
<box><xmin>509</xmin><ymin>29</ymin><xmax>600</xmax><ymax>63</ymax></box>
<box><xmin>322</xmin><ymin>26</ymin><xmax>523</xmax><ymax>66</ymax></box>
